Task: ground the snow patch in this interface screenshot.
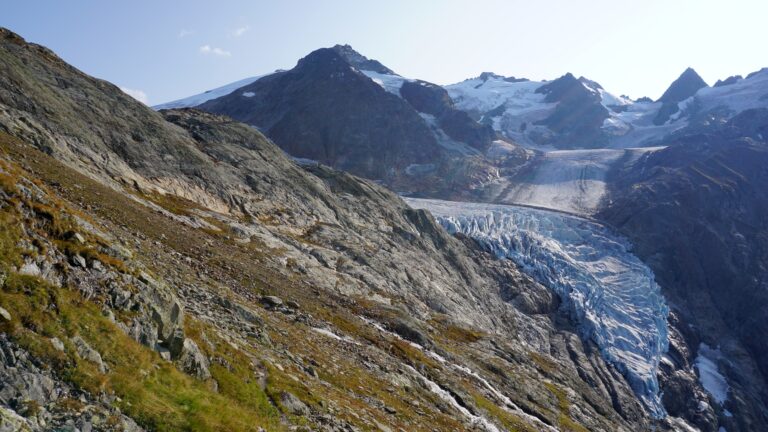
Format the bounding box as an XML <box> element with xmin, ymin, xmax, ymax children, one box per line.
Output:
<box><xmin>695</xmin><ymin>343</ymin><xmax>729</xmax><ymax>405</ymax></box>
<box><xmin>291</xmin><ymin>157</ymin><xmax>320</xmax><ymax>166</ymax></box>
<box><xmin>359</xmin><ymin>70</ymin><xmax>411</xmax><ymax>95</ymax></box>
<box><xmin>405</xmin><ymin>163</ymin><xmax>436</xmax><ymax>176</ymax></box>
<box><xmin>242</xmin><ymin>91</ymin><xmax>255</xmax><ymax>97</ymax></box>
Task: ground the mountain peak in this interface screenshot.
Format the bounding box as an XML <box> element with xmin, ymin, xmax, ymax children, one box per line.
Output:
<box><xmin>295</xmin><ymin>47</ymin><xmax>350</xmax><ymax>73</ymax></box>
<box><xmin>476</xmin><ymin>72</ymin><xmax>529</xmax><ymax>83</ymax></box>
<box><xmin>330</xmin><ymin>44</ymin><xmax>394</xmax><ymax>74</ymax></box>
<box><xmin>657</xmin><ymin>67</ymin><xmax>708</xmax><ymax>103</ymax></box>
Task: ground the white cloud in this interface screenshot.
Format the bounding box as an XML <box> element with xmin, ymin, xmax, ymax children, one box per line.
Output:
<box><xmin>199</xmin><ymin>44</ymin><xmax>231</xmax><ymax>57</ymax></box>
<box><xmin>178</xmin><ymin>29</ymin><xmax>193</xmax><ymax>38</ymax></box>
<box><xmin>230</xmin><ymin>25</ymin><xmax>250</xmax><ymax>37</ymax></box>
<box><xmin>120</xmin><ymin>87</ymin><xmax>148</xmax><ymax>105</ymax></box>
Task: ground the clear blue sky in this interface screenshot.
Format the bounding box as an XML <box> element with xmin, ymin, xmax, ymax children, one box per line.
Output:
<box><xmin>5</xmin><ymin>0</ymin><xmax>767</xmax><ymax>105</ymax></box>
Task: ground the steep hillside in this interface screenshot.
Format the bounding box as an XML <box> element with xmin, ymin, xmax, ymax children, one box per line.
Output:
<box><xmin>0</xmin><ymin>27</ymin><xmax>676</xmax><ymax>432</ymax></box>
<box><xmin>601</xmin><ymin>110</ymin><xmax>768</xmax><ymax>431</ymax></box>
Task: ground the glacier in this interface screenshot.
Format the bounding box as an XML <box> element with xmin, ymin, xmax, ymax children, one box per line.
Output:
<box><xmin>406</xmin><ymin>198</ymin><xmax>670</xmax><ymax>417</ymax></box>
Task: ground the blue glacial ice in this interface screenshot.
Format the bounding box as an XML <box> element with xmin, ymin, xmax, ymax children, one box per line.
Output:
<box><xmin>406</xmin><ymin>198</ymin><xmax>670</xmax><ymax>417</ymax></box>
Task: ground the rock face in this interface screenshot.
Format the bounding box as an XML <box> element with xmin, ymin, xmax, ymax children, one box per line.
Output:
<box><xmin>601</xmin><ymin>110</ymin><xmax>768</xmax><ymax>430</ymax></box>
<box><xmin>399</xmin><ymin>79</ymin><xmax>496</xmax><ymax>151</ymax></box>
<box><xmin>534</xmin><ymin>73</ymin><xmax>610</xmax><ymax>148</ymax></box>
<box><xmin>657</xmin><ymin>67</ymin><xmax>708</xmax><ymax>104</ymax></box>
<box><xmin>654</xmin><ymin>68</ymin><xmax>708</xmax><ymax>125</ymax></box>
<box><xmin>332</xmin><ymin>43</ymin><xmax>394</xmax><ymax>74</ymax></box>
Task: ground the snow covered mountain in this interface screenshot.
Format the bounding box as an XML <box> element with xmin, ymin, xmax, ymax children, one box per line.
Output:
<box><xmin>446</xmin><ymin>67</ymin><xmax>768</xmax><ymax>150</ymax></box>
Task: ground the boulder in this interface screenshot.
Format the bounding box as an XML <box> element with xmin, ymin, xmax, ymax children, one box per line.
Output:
<box><xmin>260</xmin><ymin>296</ymin><xmax>283</xmax><ymax>309</ymax></box>
<box><xmin>71</xmin><ymin>336</ymin><xmax>106</xmax><ymax>373</ymax></box>
<box><xmin>49</xmin><ymin>337</ymin><xmax>65</xmax><ymax>352</ymax></box>
<box><xmin>176</xmin><ymin>339</ymin><xmax>210</xmax><ymax>380</ymax></box>
<box><xmin>279</xmin><ymin>391</ymin><xmax>309</xmax><ymax>416</ymax></box>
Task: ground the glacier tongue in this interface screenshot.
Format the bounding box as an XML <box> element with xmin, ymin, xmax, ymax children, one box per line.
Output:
<box><xmin>406</xmin><ymin>198</ymin><xmax>670</xmax><ymax>417</ymax></box>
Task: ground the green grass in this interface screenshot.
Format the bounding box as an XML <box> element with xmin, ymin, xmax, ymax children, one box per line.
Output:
<box><xmin>544</xmin><ymin>382</ymin><xmax>589</xmax><ymax>432</ymax></box>
<box><xmin>0</xmin><ymin>151</ymin><xmax>286</xmax><ymax>432</ymax></box>
<box><xmin>471</xmin><ymin>392</ymin><xmax>538</xmax><ymax>432</ymax></box>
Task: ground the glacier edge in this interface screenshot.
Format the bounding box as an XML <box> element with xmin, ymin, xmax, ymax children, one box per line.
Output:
<box><xmin>406</xmin><ymin>198</ymin><xmax>670</xmax><ymax>418</ymax></box>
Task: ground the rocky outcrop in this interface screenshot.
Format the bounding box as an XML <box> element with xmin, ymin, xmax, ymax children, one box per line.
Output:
<box><xmin>0</xmin><ymin>335</ymin><xmax>144</xmax><ymax>432</ymax></box>
<box><xmin>332</xmin><ymin>44</ymin><xmax>394</xmax><ymax>74</ymax></box>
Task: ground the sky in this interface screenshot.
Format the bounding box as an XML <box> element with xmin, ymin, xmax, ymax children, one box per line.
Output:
<box><xmin>4</xmin><ymin>0</ymin><xmax>768</xmax><ymax>105</ymax></box>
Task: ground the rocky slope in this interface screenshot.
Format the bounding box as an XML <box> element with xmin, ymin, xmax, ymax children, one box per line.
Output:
<box><xmin>601</xmin><ymin>110</ymin><xmax>768</xmax><ymax>431</ymax></box>
<box><xmin>0</xmin><ymin>27</ymin><xmax>684</xmax><ymax>432</ymax></box>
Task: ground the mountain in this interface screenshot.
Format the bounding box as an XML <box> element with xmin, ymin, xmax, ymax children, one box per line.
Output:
<box><xmin>5</xmin><ymin>23</ymin><xmax>766</xmax><ymax>431</ymax></box>
<box><xmin>199</xmin><ymin>47</ymin><xmax>444</xmax><ymax>181</ymax></box>
<box><xmin>446</xmin><ymin>66</ymin><xmax>768</xmax><ymax>150</ymax></box>
<box><xmin>654</xmin><ymin>68</ymin><xmax>709</xmax><ymax>125</ymax></box>
<box><xmin>601</xmin><ymin>110</ymin><xmax>768</xmax><ymax>430</ymax></box>
<box><xmin>533</xmin><ymin>73</ymin><xmax>611</xmax><ymax>148</ymax></box>
<box><xmin>194</xmin><ymin>45</ymin><xmax>516</xmax><ymax>187</ymax></box>
<box><xmin>0</xmin><ymin>26</ymin><xmax>687</xmax><ymax>432</ymax></box>
<box><xmin>152</xmin><ymin>45</ymin><xmax>530</xmax><ymax>199</ymax></box>
<box><xmin>657</xmin><ymin>68</ymin><xmax>708</xmax><ymax>104</ymax></box>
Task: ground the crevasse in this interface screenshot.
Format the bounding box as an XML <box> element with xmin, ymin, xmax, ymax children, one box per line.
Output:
<box><xmin>406</xmin><ymin>198</ymin><xmax>670</xmax><ymax>418</ymax></box>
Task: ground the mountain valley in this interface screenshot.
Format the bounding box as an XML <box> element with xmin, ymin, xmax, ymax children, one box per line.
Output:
<box><xmin>0</xmin><ymin>21</ymin><xmax>767</xmax><ymax>432</ymax></box>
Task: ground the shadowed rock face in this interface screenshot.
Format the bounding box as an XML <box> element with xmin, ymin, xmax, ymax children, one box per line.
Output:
<box><xmin>399</xmin><ymin>80</ymin><xmax>497</xmax><ymax>151</ymax></box>
<box><xmin>199</xmin><ymin>48</ymin><xmax>443</xmax><ymax>180</ymax></box>
<box><xmin>654</xmin><ymin>68</ymin><xmax>709</xmax><ymax>125</ymax></box>
<box><xmin>534</xmin><ymin>73</ymin><xmax>610</xmax><ymax>148</ymax></box>
<box><xmin>601</xmin><ymin>110</ymin><xmax>768</xmax><ymax>430</ymax></box>
<box><xmin>657</xmin><ymin>68</ymin><xmax>708</xmax><ymax>104</ymax></box>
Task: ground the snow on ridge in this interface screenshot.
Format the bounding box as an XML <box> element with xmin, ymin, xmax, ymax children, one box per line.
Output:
<box><xmin>359</xmin><ymin>69</ymin><xmax>411</xmax><ymax>95</ymax></box>
<box><xmin>696</xmin><ymin>67</ymin><xmax>768</xmax><ymax>114</ymax></box>
<box><xmin>446</xmin><ymin>76</ymin><xmax>549</xmax><ymax>115</ymax></box>
<box><xmin>153</xmin><ymin>74</ymin><xmax>269</xmax><ymax>110</ymax></box>
<box><xmin>406</xmin><ymin>198</ymin><xmax>670</xmax><ymax>418</ymax></box>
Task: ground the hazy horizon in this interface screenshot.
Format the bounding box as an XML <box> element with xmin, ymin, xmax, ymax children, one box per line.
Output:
<box><xmin>6</xmin><ymin>0</ymin><xmax>768</xmax><ymax>105</ymax></box>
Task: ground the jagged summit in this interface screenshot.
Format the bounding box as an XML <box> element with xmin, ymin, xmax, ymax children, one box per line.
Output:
<box><xmin>657</xmin><ymin>67</ymin><xmax>708</xmax><ymax>103</ymax></box>
<box><xmin>330</xmin><ymin>43</ymin><xmax>394</xmax><ymax>74</ymax></box>
<box><xmin>475</xmin><ymin>71</ymin><xmax>529</xmax><ymax>83</ymax></box>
